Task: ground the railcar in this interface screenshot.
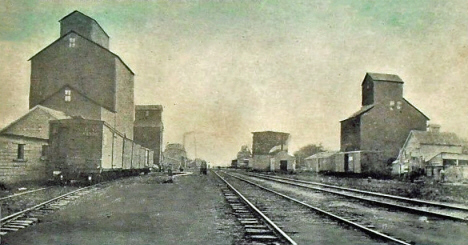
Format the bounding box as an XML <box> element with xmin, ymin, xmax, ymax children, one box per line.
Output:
<box><xmin>200</xmin><ymin>161</ymin><xmax>208</xmax><ymax>175</ymax></box>
<box><xmin>48</xmin><ymin>117</ymin><xmax>153</xmax><ymax>183</ymax></box>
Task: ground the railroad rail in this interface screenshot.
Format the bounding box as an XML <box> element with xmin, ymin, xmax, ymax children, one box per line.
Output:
<box><xmin>213</xmin><ymin>171</ymin><xmax>297</xmax><ymax>245</ymax></box>
<box><xmin>0</xmin><ymin>185</ymin><xmax>96</xmax><ymax>235</ymax></box>
<box><xmin>0</xmin><ymin>187</ymin><xmax>51</xmax><ymax>201</ymax></box>
<box><xmin>222</xmin><ymin>171</ymin><xmax>413</xmax><ymax>245</ymax></box>
<box><xmin>244</xmin><ymin>172</ymin><xmax>468</xmax><ymax>222</ymax></box>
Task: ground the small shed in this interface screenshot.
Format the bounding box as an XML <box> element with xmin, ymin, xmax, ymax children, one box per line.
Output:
<box><xmin>394</xmin><ymin>127</ymin><xmax>465</xmax><ymax>179</ymax></box>
<box><xmin>231</xmin><ymin>159</ymin><xmax>238</xmax><ymax>168</ymax></box>
<box><xmin>269</xmin><ymin>151</ymin><xmax>295</xmax><ymax>173</ymax></box>
<box><xmin>426</xmin><ymin>152</ymin><xmax>468</xmax><ymax>182</ymax></box>
<box><xmin>304</xmin><ymin>151</ymin><xmax>339</xmax><ymax>172</ymax></box>
<box><xmin>0</xmin><ymin>106</ymin><xmax>70</xmax><ymax>184</ymax></box>
<box><xmin>236</xmin><ymin>145</ymin><xmax>251</xmax><ymax>169</ymax></box>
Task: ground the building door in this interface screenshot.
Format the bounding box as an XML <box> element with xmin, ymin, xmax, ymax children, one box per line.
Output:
<box><xmin>344</xmin><ymin>154</ymin><xmax>350</xmax><ymax>172</ymax></box>
<box><xmin>280</xmin><ymin>160</ymin><xmax>288</xmax><ymax>171</ymax></box>
<box><xmin>270</xmin><ymin>158</ymin><xmax>275</xmax><ymax>171</ymax></box>
<box><xmin>57</xmin><ymin>127</ymin><xmax>69</xmax><ymax>161</ymax></box>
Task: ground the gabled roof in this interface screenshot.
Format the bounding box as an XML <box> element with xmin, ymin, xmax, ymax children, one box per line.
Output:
<box><xmin>59</xmin><ymin>10</ymin><xmax>109</xmax><ymax>38</ymax></box>
<box><xmin>38</xmin><ymin>105</ymin><xmax>70</xmax><ymax>119</ymax></box>
<box><xmin>403</xmin><ymin>98</ymin><xmax>430</xmax><ymax>120</ymax></box>
<box><xmin>36</xmin><ymin>84</ymin><xmax>116</xmax><ymax>113</ymax></box>
<box><xmin>166</xmin><ymin>143</ymin><xmax>185</xmax><ymax>150</ymax></box>
<box><xmin>427</xmin><ymin>152</ymin><xmax>468</xmax><ymax>163</ymax></box>
<box><xmin>272</xmin><ymin>150</ymin><xmax>294</xmax><ymax>158</ymax></box>
<box><xmin>252</xmin><ymin>131</ymin><xmax>290</xmax><ymax>135</ymax></box>
<box><xmin>411</xmin><ymin>130</ymin><xmax>463</xmax><ymax>146</ymax></box>
<box><xmin>28</xmin><ymin>31</ymin><xmax>134</xmax><ymax>75</ymax></box>
<box><xmin>305</xmin><ymin>151</ymin><xmax>338</xmax><ymax>160</ymax></box>
<box><xmin>341</xmin><ymin>104</ymin><xmax>374</xmax><ymax>122</ymax></box>
<box><xmin>0</xmin><ymin>105</ymin><xmax>70</xmax><ymax>139</ymax></box>
<box><xmin>365</xmin><ymin>72</ymin><xmax>404</xmax><ymax>84</ymax></box>
<box><xmin>136</xmin><ymin>105</ymin><xmax>163</xmax><ymax>111</ymax></box>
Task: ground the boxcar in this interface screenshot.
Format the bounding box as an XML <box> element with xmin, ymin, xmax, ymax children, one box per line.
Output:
<box><xmin>48</xmin><ymin>118</ymin><xmax>153</xmax><ymax>183</ymax></box>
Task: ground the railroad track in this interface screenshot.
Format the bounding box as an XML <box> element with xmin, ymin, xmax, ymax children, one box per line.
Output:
<box><xmin>214</xmin><ymin>171</ymin><xmax>297</xmax><ymax>245</ymax></box>
<box><xmin>221</xmin><ymin>171</ymin><xmax>426</xmax><ymax>245</ymax></box>
<box><xmin>0</xmin><ymin>187</ymin><xmax>51</xmax><ymax>202</ymax></box>
<box><xmin>0</xmin><ymin>185</ymin><xmax>97</xmax><ymax>236</ymax></box>
<box><xmin>244</xmin><ymin>172</ymin><xmax>468</xmax><ymax>222</ymax></box>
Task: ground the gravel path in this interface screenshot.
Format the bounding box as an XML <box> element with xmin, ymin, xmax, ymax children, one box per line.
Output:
<box><xmin>2</xmin><ymin>172</ymin><xmax>237</xmax><ymax>245</ymax></box>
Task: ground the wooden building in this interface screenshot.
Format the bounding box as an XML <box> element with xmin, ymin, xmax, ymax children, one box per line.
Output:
<box><xmin>393</xmin><ymin>125</ymin><xmax>468</xmax><ymax>182</ymax></box>
<box><xmin>251</xmin><ymin>131</ymin><xmax>294</xmax><ymax>172</ymax></box>
<box><xmin>134</xmin><ymin>105</ymin><xmax>164</xmax><ymax>167</ymax></box>
<box><xmin>304</xmin><ymin>151</ymin><xmax>339</xmax><ymax>172</ymax></box>
<box><xmin>231</xmin><ymin>159</ymin><xmax>238</xmax><ymax>168</ymax></box>
<box><xmin>236</xmin><ymin>145</ymin><xmax>251</xmax><ymax>169</ymax></box>
<box><xmin>162</xmin><ymin>143</ymin><xmax>187</xmax><ymax>170</ymax></box>
<box><xmin>426</xmin><ymin>152</ymin><xmax>468</xmax><ymax>182</ymax></box>
<box><xmin>29</xmin><ymin>10</ymin><xmax>135</xmax><ymax>139</ymax></box>
<box><xmin>340</xmin><ymin>73</ymin><xmax>429</xmax><ymax>175</ymax></box>
<box><xmin>0</xmin><ymin>106</ymin><xmax>70</xmax><ymax>184</ymax></box>
<box><xmin>269</xmin><ymin>151</ymin><xmax>296</xmax><ymax>173</ymax></box>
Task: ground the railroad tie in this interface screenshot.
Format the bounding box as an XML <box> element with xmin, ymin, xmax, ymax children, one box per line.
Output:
<box><xmin>238</xmin><ymin>218</ymin><xmax>257</xmax><ymax>221</ymax></box>
<box><xmin>244</xmin><ymin>224</ymin><xmax>268</xmax><ymax>229</ymax></box>
<box><xmin>239</xmin><ymin>220</ymin><xmax>259</xmax><ymax>224</ymax></box>
<box><xmin>235</xmin><ymin>213</ymin><xmax>255</xmax><ymax>218</ymax></box>
<box><xmin>230</xmin><ymin>203</ymin><xmax>243</xmax><ymax>206</ymax></box>
<box><xmin>41</xmin><ymin>207</ymin><xmax>59</xmax><ymax>211</ymax></box>
<box><xmin>8</xmin><ymin>220</ymin><xmax>34</xmax><ymax>225</ymax></box>
<box><xmin>13</xmin><ymin>219</ymin><xmax>36</xmax><ymax>224</ymax></box>
<box><xmin>0</xmin><ymin>232</ymin><xmax>8</xmax><ymax>236</ymax></box>
<box><xmin>249</xmin><ymin>234</ymin><xmax>279</xmax><ymax>241</ymax></box>
<box><xmin>231</xmin><ymin>206</ymin><xmax>247</xmax><ymax>210</ymax></box>
<box><xmin>0</xmin><ymin>227</ymin><xmax>19</xmax><ymax>232</ymax></box>
<box><xmin>3</xmin><ymin>225</ymin><xmax>26</xmax><ymax>229</ymax></box>
<box><xmin>245</xmin><ymin>228</ymin><xmax>273</xmax><ymax>235</ymax></box>
<box><xmin>27</xmin><ymin>213</ymin><xmax>43</xmax><ymax>217</ymax></box>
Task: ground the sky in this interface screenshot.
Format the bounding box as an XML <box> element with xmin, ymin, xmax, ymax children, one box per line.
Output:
<box><xmin>1</xmin><ymin>0</ymin><xmax>468</xmax><ymax>165</ymax></box>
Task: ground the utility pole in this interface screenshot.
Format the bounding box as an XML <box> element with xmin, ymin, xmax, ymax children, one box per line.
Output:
<box><xmin>194</xmin><ymin>136</ymin><xmax>197</xmax><ymax>159</ymax></box>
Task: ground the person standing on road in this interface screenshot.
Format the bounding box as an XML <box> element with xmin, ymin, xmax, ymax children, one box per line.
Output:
<box><xmin>440</xmin><ymin>168</ymin><xmax>445</xmax><ymax>182</ymax></box>
<box><xmin>200</xmin><ymin>161</ymin><xmax>207</xmax><ymax>175</ymax></box>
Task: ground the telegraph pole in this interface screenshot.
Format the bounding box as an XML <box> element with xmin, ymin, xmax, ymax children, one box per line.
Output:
<box><xmin>194</xmin><ymin>136</ymin><xmax>197</xmax><ymax>159</ymax></box>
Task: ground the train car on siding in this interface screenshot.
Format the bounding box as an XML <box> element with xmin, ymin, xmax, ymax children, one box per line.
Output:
<box><xmin>48</xmin><ymin>117</ymin><xmax>152</xmax><ymax>183</ymax></box>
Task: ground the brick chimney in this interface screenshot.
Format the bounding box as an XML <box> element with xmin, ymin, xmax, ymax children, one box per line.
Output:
<box><xmin>427</xmin><ymin>124</ymin><xmax>441</xmax><ymax>133</ymax></box>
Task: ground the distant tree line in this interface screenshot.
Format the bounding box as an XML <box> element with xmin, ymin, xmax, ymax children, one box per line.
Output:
<box><xmin>293</xmin><ymin>143</ymin><xmax>326</xmax><ymax>166</ymax></box>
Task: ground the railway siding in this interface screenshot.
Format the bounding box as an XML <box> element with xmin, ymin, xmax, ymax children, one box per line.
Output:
<box><xmin>230</xmin><ymin>171</ymin><xmax>468</xmax><ymax>245</ymax></box>
<box><xmin>250</xmin><ymin>173</ymin><xmax>468</xmax><ymax>221</ymax></box>
<box><xmin>218</xmin><ymin>171</ymin><xmax>390</xmax><ymax>245</ymax></box>
<box><xmin>214</xmin><ymin>171</ymin><xmax>297</xmax><ymax>244</ymax></box>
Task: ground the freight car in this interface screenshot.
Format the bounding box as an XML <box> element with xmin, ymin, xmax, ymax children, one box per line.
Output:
<box><xmin>200</xmin><ymin>160</ymin><xmax>208</xmax><ymax>175</ymax></box>
<box><xmin>48</xmin><ymin>117</ymin><xmax>153</xmax><ymax>184</ymax></box>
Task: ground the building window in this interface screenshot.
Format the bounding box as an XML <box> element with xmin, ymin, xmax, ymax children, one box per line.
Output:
<box><xmin>65</xmin><ymin>89</ymin><xmax>71</xmax><ymax>102</ymax></box>
<box><xmin>69</xmin><ymin>37</ymin><xmax>76</xmax><ymax>47</ymax></box>
<box><xmin>41</xmin><ymin>145</ymin><xmax>49</xmax><ymax>160</ymax></box>
<box><xmin>389</xmin><ymin>101</ymin><xmax>395</xmax><ymax>110</ymax></box>
<box><xmin>17</xmin><ymin>144</ymin><xmax>25</xmax><ymax>161</ymax></box>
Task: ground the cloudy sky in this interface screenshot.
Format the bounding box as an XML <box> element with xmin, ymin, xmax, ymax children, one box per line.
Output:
<box><xmin>1</xmin><ymin>0</ymin><xmax>468</xmax><ymax>165</ymax></box>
